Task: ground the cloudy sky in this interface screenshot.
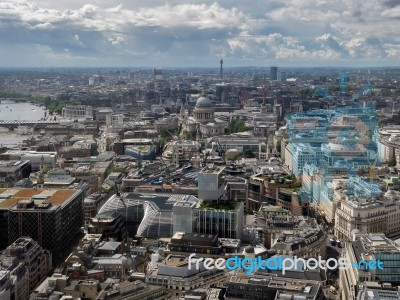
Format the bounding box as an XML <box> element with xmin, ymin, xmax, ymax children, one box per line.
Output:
<box><xmin>0</xmin><ymin>0</ymin><xmax>399</xmax><ymax>67</ymax></box>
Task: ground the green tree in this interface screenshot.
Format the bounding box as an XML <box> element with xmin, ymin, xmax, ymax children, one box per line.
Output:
<box><xmin>227</xmin><ymin>119</ymin><xmax>252</xmax><ymax>134</ymax></box>
<box><xmin>388</xmin><ymin>158</ymin><xmax>397</xmax><ymax>167</ymax></box>
<box><xmin>276</xmin><ymin>138</ymin><xmax>282</xmax><ymax>153</ymax></box>
<box><xmin>243</xmin><ymin>149</ymin><xmax>256</xmax><ymax>158</ymax></box>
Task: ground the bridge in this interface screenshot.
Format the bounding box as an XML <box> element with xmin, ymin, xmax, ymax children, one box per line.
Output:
<box><xmin>0</xmin><ymin>120</ymin><xmax>60</xmax><ymax>129</ymax></box>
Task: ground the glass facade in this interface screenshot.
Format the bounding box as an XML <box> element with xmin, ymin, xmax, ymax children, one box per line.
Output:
<box><xmin>375</xmin><ymin>253</ymin><xmax>400</xmax><ymax>284</ymax></box>
<box><xmin>192</xmin><ymin>202</ymin><xmax>244</xmax><ymax>239</ymax></box>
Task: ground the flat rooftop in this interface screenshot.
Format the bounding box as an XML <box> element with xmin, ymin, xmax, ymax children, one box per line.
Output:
<box><xmin>172</xmin><ymin>232</ymin><xmax>218</xmax><ymax>243</ymax></box>
<box><xmin>0</xmin><ymin>188</ymin><xmax>81</xmax><ymax>209</ymax></box>
<box><xmin>198</xmin><ymin>201</ymin><xmax>240</xmax><ymax>211</ymax></box>
<box><xmin>200</xmin><ymin>165</ymin><xmax>225</xmax><ymax>174</ymax></box>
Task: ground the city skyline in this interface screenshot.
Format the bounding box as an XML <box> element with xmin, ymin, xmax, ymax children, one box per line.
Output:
<box><xmin>0</xmin><ymin>0</ymin><xmax>400</xmax><ymax>68</ymax></box>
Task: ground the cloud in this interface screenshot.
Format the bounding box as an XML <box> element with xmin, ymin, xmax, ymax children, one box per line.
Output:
<box><xmin>382</xmin><ymin>0</ymin><xmax>400</xmax><ymax>8</ymax></box>
<box><xmin>0</xmin><ymin>0</ymin><xmax>399</xmax><ymax>67</ymax></box>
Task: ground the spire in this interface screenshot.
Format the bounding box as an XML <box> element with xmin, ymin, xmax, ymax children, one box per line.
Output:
<box><xmin>220</xmin><ymin>58</ymin><xmax>223</xmax><ymax>80</ymax></box>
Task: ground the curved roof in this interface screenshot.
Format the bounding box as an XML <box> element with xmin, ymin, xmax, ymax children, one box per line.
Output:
<box><xmin>195</xmin><ymin>96</ymin><xmax>213</xmax><ymax>108</ymax></box>
<box><xmin>97</xmin><ymin>193</ymin><xmax>200</xmax><ymax>238</ymax></box>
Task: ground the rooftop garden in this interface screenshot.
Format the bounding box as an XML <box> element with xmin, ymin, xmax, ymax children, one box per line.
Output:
<box><xmin>285</xmin><ymin>186</ymin><xmax>302</xmax><ymax>193</ymax></box>
<box><xmin>199</xmin><ymin>201</ymin><xmax>238</xmax><ymax>211</ymax></box>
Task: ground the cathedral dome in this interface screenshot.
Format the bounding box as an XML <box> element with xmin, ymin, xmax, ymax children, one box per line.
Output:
<box><xmin>195</xmin><ymin>96</ymin><xmax>213</xmax><ymax>108</ymax></box>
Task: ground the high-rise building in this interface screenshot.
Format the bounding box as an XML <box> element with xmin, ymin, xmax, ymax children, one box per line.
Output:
<box><xmin>1</xmin><ymin>237</ymin><xmax>51</xmax><ymax>295</ymax></box>
<box><xmin>192</xmin><ymin>201</ymin><xmax>244</xmax><ymax>239</ymax></box>
<box><xmin>340</xmin><ymin>233</ymin><xmax>400</xmax><ymax>300</ymax></box>
<box><xmin>172</xmin><ymin>201</ymin><xmax>196</xmax><ymax>234</ymax></box>
<box><xmin>197</xmin><ymin>165</ymin><xmax>225</xmax><ymax>201</ymax></box>
<box><xmin>154</xmin><ymin>68</ymin><xmax>163</xmax><ymax>81</ymax></box>
<box><xmin>0</xmin><ymin>263</ymin><xmax>29</xmax><ymax>300</ymax></box>
<box><xmin>0</xmin><ymin>188</ymin><xmax>84</xmax><ymax>264</ymax></box>
<box><xmin>270</xmin><ymin>66</ymin><xmax>278</xmax><ymax>81</ymax></box>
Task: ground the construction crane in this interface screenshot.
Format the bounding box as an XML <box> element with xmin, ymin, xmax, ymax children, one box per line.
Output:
<box><xmin>261</xmin><ymin>86</ymin><xmax>268</xmax><ymax>106</ymax></box>
<box><xmin>213</xmin><ymin>140</ymin><xmax>225</xmax><ymax>163</ymax></box>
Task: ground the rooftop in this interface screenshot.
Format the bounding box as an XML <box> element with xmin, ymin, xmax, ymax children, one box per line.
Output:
<box><xmin>198</xmin><ymin>201</ymin><xmax>239</xmax><ymax>211</ymax></box>
<box><xmin>352</xmin><ymin>234</ymin><xmax>400</xmax><ymax>262</ymax></box>
<box><xmin>0</xmin><ymin>188</ymin><xmax>81</xmax><ymax>209</ymax></box>
<box><xmin>200</xmin><ymin>164</ymin><xmax>225</xmax><ymax>174</ymax></box>
<box><xmin>171</xmin><ymin>232</ymin><xmax>218</xmax><ymax>244</ymax></box>
<box><xmin>357</xmin><ymin>287</ymin><xmax>400</xmax><ymax>300</ymax></box>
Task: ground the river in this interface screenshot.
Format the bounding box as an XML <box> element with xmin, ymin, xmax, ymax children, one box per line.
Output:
<box><xmin>0</xmin><ymin>99</ymin><xmax>48</xmax><ymax>147</ymax></box>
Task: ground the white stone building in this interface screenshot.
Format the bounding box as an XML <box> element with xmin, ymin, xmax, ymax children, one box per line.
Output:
<box><xmin>179</xmin><ymin>95</ymin><xmax>226</xmax><ymax>138</ymax></box>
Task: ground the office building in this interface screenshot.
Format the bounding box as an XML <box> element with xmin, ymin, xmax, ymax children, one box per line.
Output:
<box><xmin>0</xmin><ymin>160</ymin><xmax>31</xmax><ymax>188</ymax></box>
<box><xmin>225</xmin><ymin>177</ymin><xmax>247</xmax><ymax>202</ymax></box>
<box><xmin>340</xmin><ymin>233</ymin><xmax>400</xmax><ymax>300</ymax></box>
<box><xmin>146</xmin><ymin>254</ymin><xmax>226</xmax><ymax>298</ymax></box>
<box><xmin>192</xmin><ymin>201</ymin><xmax>244</xmax><ymax>239</ymax></box>
<box><xmin>0</xmin><ymin>262</ymin><xmax>29</xmax><ymax>300</ymax></box>
<box><xmin>0</xmin><ymin>188</ymin><xmax>84</xmax><ymax>263</ymax></box>
<box><xmin>207</xmin><ymin>135</ymin><xmax>268</xmax><ymax>158</ymax></box>
<box><xmin>197</xmin><ymin>165</ymin><xmax>225</xmax><ymax>201</ymax></box>
<box><xmin>272</xmin><ymin>227</ymin><xmax>327</xmax><ymax>259</ymax></box>
<box><xmin>31</xmin><ymin>276</ymin><xmax>170</xmax><ymax>300</ymax></box>
<box><xmin>83</xmin><ymin>192</ymin><xmax>108</xmax><ymax>224</ymax></box>
<box><xmin>225</xmin><ymin>274</ymin><xmax>324</xmax><ymax>300</ymax></box>
<box><xmin>98</xmin><ymin>193</ymin><xmax>200</xmax><ymax>238</ymax></box>
<box><xmin>253</xmin><ymin>205</ymin><xmax>325</xmax><ymax>250</ymax></box>
<box><xmin>1</xmin><ymin>237</ymin><xmax>51</xmax><ymax>294</ymax></box>
<box><xmin>172</xmin><ymin>201</ymin><xmax>197</xmax><ymax>234</ymax></box>
<box><xmin>88</xmin><ymin>211</ymin><xmax>127</xmax><ymax>241</ymax></box>
<box><xmin>0</xmin><ymin>151</ymin><xmax>57</xmax><ymax>171</ymax></box>
<box><xmin>30</xmin><ymin>169</ymin><xmax>76</xmax><ymax>189</ymax></box>
<box><xmin>98</xmin><ymin>192</ymin><xmax>243</xmax><ymax>240</ymax></box>
<box><xmin>334</xmin><ymin>181</ymin><xmax>400</xmax><ymax>241</ymax></box>
<box><xmin>166</xmin><ymin>232</ymin><xmax>237</xmax><ymax>257</ymax></box>
<box><xmin>289</xmin><ymin>143</ymin><xmax>321</xmax><ymax>176</ymax></box>
<box><xmin>270</xmin><ymin>66</ymin><xmax>278</xmax><ymax>81</ymax></box>
<box><xmin>162</xmin><ymin>140</ymin><xmax>200</xmax><ymax>164</ymax></box>
<box><xmin>356</xmin><ymin>286</ymin><xmax>400</xmax><ymax>300</ymax></box>
<box><xmin>61</xmin><ymin>105</ymin><xmax>94</xmax><ymax>120</ymax></box>
<box><xmin>247</xmin><ymin>163</ymin><xmax>292</xmax><ymax>211</ymax></box>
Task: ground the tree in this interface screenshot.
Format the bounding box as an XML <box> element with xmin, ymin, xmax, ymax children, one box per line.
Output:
<box><xmin>388</xmin><ymin>158</ymin><xmax>397</xmax><ymax>167</ymax></box>
<box><xmin>227</xmin><ymin>119</ymin><xmax>252</xmax><ymax>134</ymax></box>
<box><xmin>243</xmin><ymin>149</ymin><xmax>256</xmax><ymax>158</ymax></box>
<box><xmin>276</xmin><ymin>138</ymin><xmax>282</xmax><ymax>153</ymax></box>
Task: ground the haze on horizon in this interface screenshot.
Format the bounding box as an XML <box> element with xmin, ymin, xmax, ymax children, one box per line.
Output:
<box><xmin>0</xmin><ymin>0</ymin><xmax>399</xmax><ymax>68</ymax></box>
